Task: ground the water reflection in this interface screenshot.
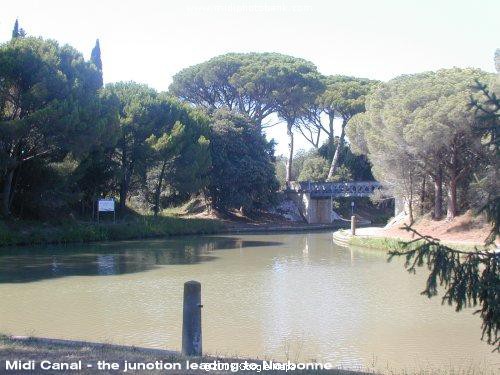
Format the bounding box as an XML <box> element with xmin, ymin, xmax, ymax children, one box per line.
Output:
<box><xmin>0</xmin><ymin>237</ymin><xmax>282</xmax><ymax>283</ymax></box>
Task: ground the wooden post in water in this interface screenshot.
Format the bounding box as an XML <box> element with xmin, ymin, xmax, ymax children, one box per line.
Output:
<box><xmin>351</xmin><ymin>215</ymin><xmax>357</xmax><ymax>236</ymax></box>
<box><xmin>182</xmin><ymin>281</ymin><xmax>202</xmax><ymax>356</ymax></box>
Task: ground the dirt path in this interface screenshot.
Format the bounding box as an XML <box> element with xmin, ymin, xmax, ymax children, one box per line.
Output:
<box><xmin>355</xmin><ymin>211</ymin><xmax>496</xmax><ymax>247</ymax></box>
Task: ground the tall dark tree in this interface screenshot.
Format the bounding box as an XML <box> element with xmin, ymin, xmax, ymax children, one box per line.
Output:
<box><xmin>207</xmin><ymin>109</ymin><xmax>279</xmax><ymax>211</ymax></box>
<box><xmin>11</xmin><ymin>19</ymin><xmax>26</xmax><ymax>39</ymax></box>
<box><xmin>11</xmin><ymin>19</ymin><xmax>19</xmax><ymax>39</ymax></box>
<box><xmin>90</xmin><ymin>39</ymin><xmax>103</xmax><ymax>87</ymax></box>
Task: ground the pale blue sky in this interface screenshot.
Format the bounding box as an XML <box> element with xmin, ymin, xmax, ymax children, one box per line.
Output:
<box><xmin>1</xmin><ymin>0</ymin><xmax>498</xmax><ymax>155</ymax></box>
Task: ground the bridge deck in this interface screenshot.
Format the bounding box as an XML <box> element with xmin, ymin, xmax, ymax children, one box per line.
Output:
<box><xmin>288</xmin><ymin>181</ymin><xmax>382</xmax><ymax>198</ymax></box>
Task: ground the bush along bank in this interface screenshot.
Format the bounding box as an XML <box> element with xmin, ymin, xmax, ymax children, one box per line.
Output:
<box><xmin>0</xmin><ymin>216</ymin><xmax>224</xmax><ymax>247</ymax></box>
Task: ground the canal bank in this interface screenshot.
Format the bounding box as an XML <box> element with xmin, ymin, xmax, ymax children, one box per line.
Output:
<box><xmin>0</xmin><ymin>336</ymin><xmax>365</xmax><ymax>375</ymax></box>
<box><xmin>0</xmin><ymin>216</ymin><xmax>349</xmax><ymax>248</ymax></box>
<box><xmin>332</xmin><ymin>211</ymin><xmax>497</xmax><ymax>252</ymax></box>
<box><xmin>332</xmin><ymin>228</ymin><xmax>490</xmax><ymax>252</ymax></box>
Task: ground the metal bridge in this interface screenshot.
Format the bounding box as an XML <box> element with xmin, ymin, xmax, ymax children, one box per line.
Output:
<box><xmin>288</xmin><ymin>181</ymin><xmax>382</xmax><ymax>198</ymax></box>
<box><xmin>286</xmin><ymin>181</ymin><xmax>383</xmax><ymax>224</ymax></box>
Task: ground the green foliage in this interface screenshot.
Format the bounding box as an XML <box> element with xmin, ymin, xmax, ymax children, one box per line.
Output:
<box><xmin>318</xmin><ymin>141</ymin><xmax>373</xmax><ymax>181</ymax></box>
<box><xmin>102</xmin><ymin>83</ymin><xmax>212</xmax><ymax>213</ymax></box>
<box><xmin>0</xmin><ymin>37</ymin><xmax>212</xmax><ymax>220</ymax></box>
<box><xmin>347</xmin><ymin>68</ymin><xmax>493</xmax><ymax>219</ymax></box>
<box><xmin>0</xmin><ymin>37</ymin><xmax>105</xmax><ymax>159</ymax></box>
<box><xmin>328</xmin><ymin>165</ymin><xmax>353</xmax><ymax>182</ymax></box>
<box><xmin>147</xmin><ymin>119</ymin><xmax>211</xmax><ymax>215</ymax></box>
<box><xmin>0</xmin><ymin>216</ymin><xmax>223</xmax><ymax>247</ymax></box>
<box><xmin>288</xmin><ymin>149</ymin><xmax>316</xmax><ymax>181</ymax></box>
<box><xmin>299</xmin><ymin>75</ymin><xmax>379</xmax><ymax>175</ymax></box>
<box><xmin>170</xmin><ymin>52</ymin><xmax>324</xmax><ymax>127</ymax></box>
<box><xmin>319</xmin><ymin>75</ymin><xmax>378</xmax><ymax>122</ymax></box>
<box><xmin>469</xmin><ymin>76</ymin><xmax>499</xmax><ymax>245</ymax></box>
<box><xmin>274</xmin><ymin>150</ymin><xmax>314</xmax><ymax>187</ymax></box>
<box><xmin>298</xmin><ymin>156</ymin><xmax>352</xmax><ymax>182</ymax></box>
<box><xmin>272</xmin><ymin>59</ymin><xmax>325</xmax><ymax>125</ymax></box>
<box><xmin>207</xmin><ymin>109</ymin><xmax>279</xmax><ymax>210</ymax></box>
<box><xmin>0</xmin><ymin>37</ymin><xmax>115</xmax><ymax>216</ymax></box>
<box><xmin>298</xmin><ymin>156</ymin><xmax>329</xmax><ymax>182</ymax></box>
<box><xmin>102</xmin><ymin>82</ymin><xmax>160</xmax><ymax>210</ymax></box>
<box><xmin>276</xmin><ymin>142</ymin><xmax>369</xmax><ymax>185</ymax></box>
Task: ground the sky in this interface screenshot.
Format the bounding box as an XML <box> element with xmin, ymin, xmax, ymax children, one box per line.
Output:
<box><xmin>1</xmin><ymin>0</ymin><xmax>498</xmax><ymax>155</ymax></box>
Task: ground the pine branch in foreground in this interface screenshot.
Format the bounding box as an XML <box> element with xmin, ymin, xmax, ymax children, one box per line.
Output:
<box><xmin>388</xmin><ymin>225</ymin><xmax>500</xmax><ymax>351</ymax></box>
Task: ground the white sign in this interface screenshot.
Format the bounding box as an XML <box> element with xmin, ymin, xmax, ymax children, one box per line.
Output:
<box><xmin>98</xmin><ymin>199</ymin><xmax>115</xmax><ymax>212</ymax></box>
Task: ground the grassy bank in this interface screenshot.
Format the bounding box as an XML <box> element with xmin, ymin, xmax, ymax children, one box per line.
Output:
<box><xmin>348</xmin><ymin>235</ymin><xmax>404</xmax><ymax>250</ymax></box>
<box><xmin>0</xmin><ymin>336</ymin><xmax>363</xmax><ymax>375</ymax></box>
<box><xmin>0</xmin><ymin>216</ymin><xmax>224</xmax><ymax>247</ymax></box>
<box><xmin>1</xmin><ymin>335</ymin><xmax>496</xmax><ymax>375</ymax></box>
<box><xmin>348</xmin><ymin>235</ymin><xmax>489</xmax><ymax>252</ymax></box>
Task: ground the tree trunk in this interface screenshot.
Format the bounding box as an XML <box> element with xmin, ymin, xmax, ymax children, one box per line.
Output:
<box><xmin>327</xmin><ymin>113</ymin><xmax>335</xmax><ymax>160</ymax></box>
<box><xmin>407</xmin><ymin>197</ymin><xmax>414</xmax><ymax>225</ymax></box>
<box><xmin>2</xmin><ymin>168</ymin><xmax>14</xmax><ymax>217</ymax></box>
<box><xmin>433</xmin><ymin>169</ymin><xmax>443</xmax><ymax>220</ymax></box>
<box><xmin>153</xmin><ymin>161</ymin><xmax>167</xmax><ymax>217</ymax></box>
<box><xmin>408</xmin><ymin>173</ymin><xmax>414</xmax><ymax>224</ymax></box>
<box><xmin>285</xmin><ymin>121</ymin><xmax>294</xmax><ymax>183</ymax></box>
<box><xmin>119</xmin><ymin>144</ymin><xmax>132</xmax><ymax>213</ymax></box>
<box><xmin>420</xmin><ymin>176</ymin><xmax>426</xmax><ymax>216</ymax></box>
<box><xmin>327</xmin><ymin>119</ymin><xmax>347</xmax><ymax>180</ymax></box>
<box><xmin>446</xmin><ymin>175</ymin><xmax>458</xmax><ymax>220</ymax></box>
<box><xmin>446</xmin><ymin>149</ymin><xmax>459</xmax><ymax>220</ymax></box>
<box><xmin>119</xmin><ymin>177</ymin><xmax>128</xmax><ymax>213</ymax></box>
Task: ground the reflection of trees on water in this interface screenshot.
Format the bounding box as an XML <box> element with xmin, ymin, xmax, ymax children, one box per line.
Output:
<box><xmin>0</xmin><ymin>237</ymin><xmax>282</xmax><ymax>283</ymax></box>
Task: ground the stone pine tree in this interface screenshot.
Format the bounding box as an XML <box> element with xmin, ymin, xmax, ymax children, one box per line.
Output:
<box><xmin>324</xmin><ymin>77</ymin><xmax>377</xmax><ymax>180</ymax></box>
<box><xmin>390</xmin><ymin>58</ymin><xmax>499</xmax><ymax>351</ymax></box>
<box><xmin>347</xmin><ymin>68</ymin><xmax>491</xmax><ymax>220</ymax></box>
<box><xmin>91</xmin><ymin>39</ymin><xmax>103</xmax><ymax>87</ymax></box>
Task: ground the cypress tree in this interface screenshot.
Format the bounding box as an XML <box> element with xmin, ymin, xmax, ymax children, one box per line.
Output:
<box><xmin>90</xmin><ymin>39</ymin><xmax>103</xmax><ymax>87</ymax></box>
<box><xmin>91</xmin><ymin>39</ymin><xmax>102</xmax><ymax>71</ymax></box>
<box><xmin>12</xmin><ymin>19</ymin><xmax>19</xmax><ymax>39</ymax></box>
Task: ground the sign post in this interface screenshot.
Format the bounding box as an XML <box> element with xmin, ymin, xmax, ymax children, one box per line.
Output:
<box><xmin>97</xmin><ymin>199</ymin><xmax>115</xmax><ymax>223</ymax></box>
<box><xmin>351</xmin><ymin>201</ymin><xmax>355</xmax><ymax>216</ymax></box>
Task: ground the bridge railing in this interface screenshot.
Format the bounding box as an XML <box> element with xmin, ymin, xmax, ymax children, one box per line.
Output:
<box><xmin>288</xmin><ymin>181</ymin><xmax>382</xmax><ymax>198</ymax></box>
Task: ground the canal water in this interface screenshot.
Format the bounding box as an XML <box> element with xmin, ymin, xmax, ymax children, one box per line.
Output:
<box><xmin>0</xmin><ymin>232</ymin><xmax>497</xmax><ymax>372</ymax></box>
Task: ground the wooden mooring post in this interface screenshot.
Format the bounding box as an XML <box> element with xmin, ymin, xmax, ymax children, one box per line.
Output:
<box><xmin>351</xmin><ymin>215</ymin><xmax>357</xmax><ymax>236</ymax></box>
<box><xmin>182</xmin><ymin>281</ymin><xmax>202</xmax><ymax>356</ymax></box>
